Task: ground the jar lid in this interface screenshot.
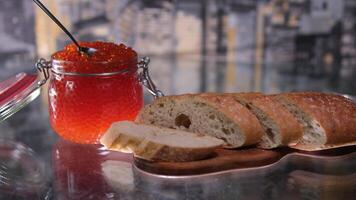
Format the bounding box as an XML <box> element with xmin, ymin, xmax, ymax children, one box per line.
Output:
<box><xmin>0</xmin><ymin>73</ymin><xmax>40</xmax><ymax>122</ymax></box>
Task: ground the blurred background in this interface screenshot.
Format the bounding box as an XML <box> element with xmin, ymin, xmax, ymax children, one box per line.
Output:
<box><xmin>1</xmin><ymin>0</ymin><xmax>355</xmax><ymax>96</ymax></box>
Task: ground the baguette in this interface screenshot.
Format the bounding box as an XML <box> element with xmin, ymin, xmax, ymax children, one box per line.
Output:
<box><xmin>246</xmin><ymin>96</ymin><xmax>304</xmax><ymax>148</ymax></box>
<box><xmin>100</xmin><ymin>121</ymin><xmax>224</xmax><ymax>162</ymax></box>
<box><xmin>228</xmin><ymin>92</ymin><xmax>264</xmax><ymax>106</ymax></box>
<box><xmin>136</xmin><ymin>94</ymin><xmax>264</xmax><ymax>148</ymax></box>
<box><xmin>275</xmin><ymin>92</ymin><xmax>356</xmax><ymax>150</ymax></box>
<box><xmin>223</xmin><ymin>93</ymin><xmax>303</xmax><ymax>148</ymax></box>
<box><xmin>225</xmin><ymin>93</ymin><xmax>303</xmax><ymax>149</ymax></box>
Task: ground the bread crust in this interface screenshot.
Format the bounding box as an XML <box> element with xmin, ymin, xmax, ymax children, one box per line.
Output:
<box><xmin>151</xmin><ymin>146</ymin><xmax>217</xmax><ymax>162</ymax></box>
<box><xmin>251</xmin><ymin>96</ymin><xmax>303</xmax><ymax>146</ymax></box>
<box><xmin>196</xmin><ymin>93</ymin><xmax>264</xmax><ymax>146</ymax></box>
<box><xmin>230</xmin><ymin>92</ymin><xmax>264</xmax><ymax>104</ymax></box>
<box><xmin>277</xmin><ymin>92</ymin><xmax>356</xmax><ymax>148</ymax></box>
<box><xmin>290</xmin><ymin>141</ymin><xmax>356</xmax><ymax>151</ymax></box>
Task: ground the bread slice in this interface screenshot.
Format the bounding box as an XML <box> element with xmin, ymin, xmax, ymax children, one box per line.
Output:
<box><xmin>136</xmin><ymin>94</ymin><xmax>264</xmax><ymax>148</ymax></box>
<box><xmin>224</xmin><ymin>93</ymin><xmax>303</xmax><ymax>149</ymax></box>
<box><xmin>247</xmin><ymin>96</ymin><xmax>304</xmax><ymax>148</ymax></box>
<box><xmin>275</xmin><ymin>92</ymin><xmax>356</xmax><ymax>150</ymax></box>
<box><xmin>100</xmin><ymin>121</ymin><xmax>224</xmax><ymax>162</ymax></box>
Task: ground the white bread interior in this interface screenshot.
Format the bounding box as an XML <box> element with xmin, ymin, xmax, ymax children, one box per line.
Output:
<box><xmin>100</xmin><ymin>121</ymin><xmax>224</xmax><ymax>162</ymax></box>
<box><xmin>276</xmin><ymin>96</ymin><xmax>327</xmax><ymax>149</ymax></box>
<box><xmin>136</xmin><ymin>95</ymin><xmax>264</xmax><ymax>148</ymax></box>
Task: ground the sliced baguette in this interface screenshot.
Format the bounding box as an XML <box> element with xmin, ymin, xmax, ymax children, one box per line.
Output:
<box><xmin>100</xmin><ymin>121</ymin><xmax>224</xmax><ymax>162</ymax></box>
<box><xmin>225</xmin><ymin>93</ymin><xmax>303</xmax><ymax>149</ymax></box>
<box><xmin>247</xmin><ymin>96</ymin><xmax>304</xmax><ymax>148</ymax></box>
<box><xmin>275</xmin><ymin>92</ymin><xmax>356</xmax><ymax>150</ymax></box>
<box><xmin>136</xmin><ymin>94</ymin><xmax>264</xmax><ymax>148</ymax></box>
<box><xmin>229</xmin><ymin>92</ymin><xmax>264</xmax><ymax>106</ymax></box>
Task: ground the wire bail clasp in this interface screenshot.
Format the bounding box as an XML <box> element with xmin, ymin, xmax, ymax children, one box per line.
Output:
<box><xmin>35</xmin><ymin>58</ymin><xmax>52</xmax><ymax>87</ymax></box>
<box><xmin>138</xmin><ymin>57</ymin><xmax>164</xmax><ymax>99</ymax></box>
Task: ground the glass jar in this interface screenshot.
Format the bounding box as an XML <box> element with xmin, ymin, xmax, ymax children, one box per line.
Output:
<box><xmin>0</xmin><ymin>42</ymin><xmax>163</xmax><ymax>144</ymax></box>
<box><xmin>35</xmin><ymin>54</ymin><xmax>162</xmax><ymax>144</ymax></box>
<box><xmin>48</xmin><ymin>58</ymin><xmax>143</xmax><ymax>144</ymax></box>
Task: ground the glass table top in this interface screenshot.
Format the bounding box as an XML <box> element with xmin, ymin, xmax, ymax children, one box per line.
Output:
<box><xmin>0</xmin><ymin>55</ymin><xmax>355</xmax><ymax>200</ymax></box>
<box><xmin>0</xmin><ymin>99</ymin><xmax>355</xmax><ymax>200</ymax></box>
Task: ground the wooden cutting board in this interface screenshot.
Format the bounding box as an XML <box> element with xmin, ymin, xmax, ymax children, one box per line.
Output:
<box><xmin>134</xmin><ymin>146</ymin><xmax>356</xmax><ymax>176</ymax></box>
<box><xmin>134</xmin><ymin>148</ymin><xmax>283</xmax><ymax>175</ymax></box>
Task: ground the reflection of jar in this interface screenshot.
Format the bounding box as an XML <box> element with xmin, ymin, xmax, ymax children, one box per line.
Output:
<box><xmin>49</xmin><ymin>58</ymin><xmax>143</xmax><ymax>144</ymax></box>
<box><xmin>53</xmin><ymin>139</ymin><xmax>111</xmax><ymax>200</ymax></box>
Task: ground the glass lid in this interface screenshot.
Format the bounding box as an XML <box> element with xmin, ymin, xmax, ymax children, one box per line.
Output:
<box><xmin>0</xmin><ymin>73</ymin><xmax>40</xmax><ymax>122</ymax></box>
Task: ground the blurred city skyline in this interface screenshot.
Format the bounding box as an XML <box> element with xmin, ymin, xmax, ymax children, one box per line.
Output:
<box><xmin>0</xmin><ymin>0</ymin><xmax>355</xmax><ymax>95</ymax></box>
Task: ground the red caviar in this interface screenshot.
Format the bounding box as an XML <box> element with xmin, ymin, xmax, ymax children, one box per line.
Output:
<box><xmin>49</xmin><ymin>41</ymin><xmax>143</xmax><ymax>144</ymax></box>
<box><xmin>52</xmin><ymin>41</ymin><xmax>138</xmax><ymax>73</ymax></box>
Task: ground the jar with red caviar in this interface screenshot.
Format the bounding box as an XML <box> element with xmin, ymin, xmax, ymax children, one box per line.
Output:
<box><xmin>37</xmin><ymin>41</ymin><xmax>162</xmax><ymax>144</ymax></box>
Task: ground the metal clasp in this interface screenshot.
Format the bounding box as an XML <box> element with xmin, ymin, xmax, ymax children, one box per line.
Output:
<box><xmin>138</xmin><ymin>57</ymin><xmax>164</xmax><ymax>99</ymax></box>
<box><xmin>35</xmin><ymin>58</ymin><xmax>52</xmax><ymax>87</ymax></box>
<box><xmin>35</xmin><ymin>57</ymin><xmax>164</xmax><ymax>99</ymax></box>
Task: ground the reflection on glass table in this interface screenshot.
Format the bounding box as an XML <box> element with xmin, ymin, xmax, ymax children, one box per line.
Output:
<box><xmin>0</xmin><ymin>129</ymin><xmax>355</xmax><ymax>200</ymax></box>
<box><xmin>0</xmin><ymin>87</ymin><xmax>355</xmax><ymax>200</ymax></box>
<box><xmin>50</xmin><ymin>138</ymin><xmax>355</xmax><ymax>200</ymax></box>
<box><xmin>0</xmin><ymin>139</ymin><xmax>46</xmax><ymax>199</ymax></box>
<box><xmin>53</xmin><ymin>139</ymin><xmax>117</xmax><ymax>199</ymax></box>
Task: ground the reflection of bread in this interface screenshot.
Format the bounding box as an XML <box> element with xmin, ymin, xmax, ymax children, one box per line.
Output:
<box><xmin>275</xmin><ymin>92</ymin><xmax>356</xmax><ymax>150</ymax></box>
<box><xmin>100</xmin><ymin>121</ymin><xmax>224</xmax><ymax>162</ymax></box>
<box><xmin>136</xmin><ymin>94</ymin><xmax>264</xmax><ymax>148</ymax></box>
<box><xmin>288</xmin><ymin>170</ymin><xmax>356</xmax><ymax>199</ymax></box>
<box><xmin>101</xmin><ymin>160</ymin><xmax>134</xmax><ymax>192</ymax></box>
